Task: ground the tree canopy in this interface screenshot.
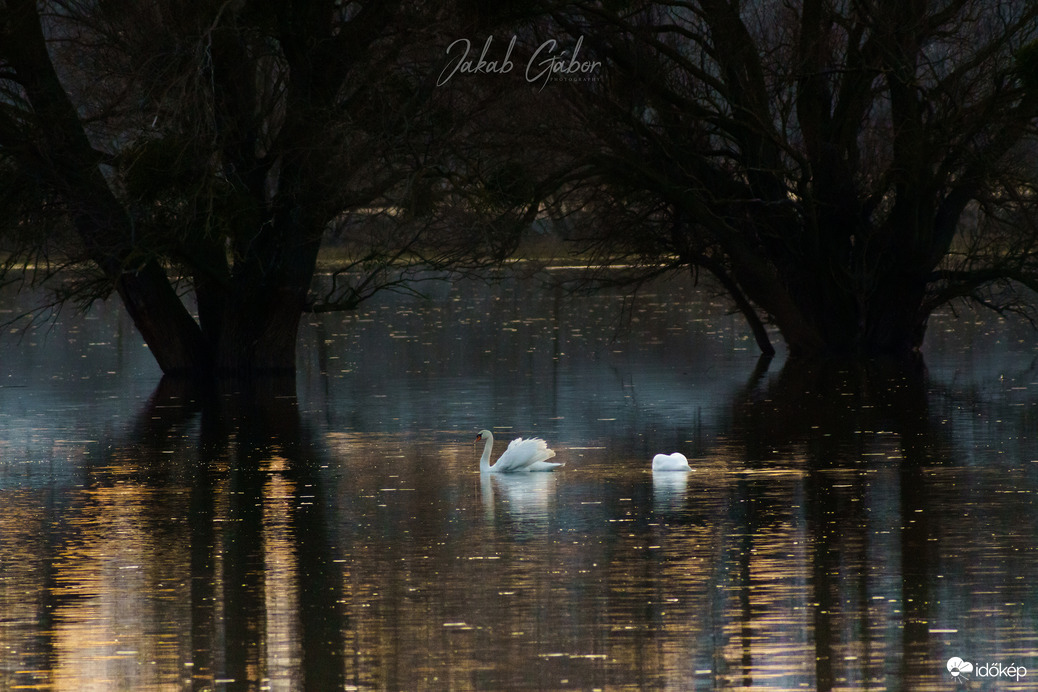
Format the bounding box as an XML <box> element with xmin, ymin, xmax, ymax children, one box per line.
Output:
<box><xmin>2</xmin><ymin>0</ymin><xmax>1038</xmax><ymax>375</ymax></box>
<box><xmin>0</xmin><ymin>0</ymin><xmax>533</xmax><ymax>375</ymax></box>
<box><xmin>541</xmin><ymin>0</ymin><xmax>1038</xmax><ymax>357</ymax></box>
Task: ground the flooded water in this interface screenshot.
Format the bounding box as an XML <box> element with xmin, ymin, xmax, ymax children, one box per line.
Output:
<box><xmin>1</xmin><ymin>272</ymin><xmax>1036</xmax><ymax>690</ymax></box>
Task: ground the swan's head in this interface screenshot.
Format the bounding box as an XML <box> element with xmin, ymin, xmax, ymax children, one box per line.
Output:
<box><xmin>475</xmin><ymin>429</ymin><xmax>492</xmax><ymax>443</ymax></box>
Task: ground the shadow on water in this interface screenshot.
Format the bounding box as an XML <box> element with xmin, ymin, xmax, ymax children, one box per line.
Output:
<box><xmin>2</xmin><ymin>276</ymin><xmax>1036</xmax><ymax>690</ymax></box>
<box><xmin>148</xmin><ymin>377</ymin><xmax>347</xmax><ymax>692</ymax></box>
<box><xmin>716</xmin><ymin>356</ymin><xmax>1033</xmax><ymax>691</ymax></box>
<box><xmin>16</xmin><ymin>378</ymin><xmax>346</xmax><ymax>691</ymax></box>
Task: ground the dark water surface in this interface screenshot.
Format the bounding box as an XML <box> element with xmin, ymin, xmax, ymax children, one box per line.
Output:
<box><xmin>1</xmin><ymin>273</ymin><xmax>1036</xmax><ymax>690</ymax></box>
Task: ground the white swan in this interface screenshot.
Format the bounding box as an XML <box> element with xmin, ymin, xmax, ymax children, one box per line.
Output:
<box><xmin>476</xmin><ymin>429</ymin><xmax>561</xmax><ymax>473</ymax></box>
<box><xmin>652</xmin><ymin>452</ymin><xmax>692</xmax><ymax>472</ymax></box>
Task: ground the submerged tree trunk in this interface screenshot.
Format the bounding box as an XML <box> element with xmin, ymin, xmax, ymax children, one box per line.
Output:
<box><xmin>769</xmin><ymin>287</ymin><xmax>930</xmax><ymax>359</ymax></box>
<box><xmin>551</xmin><ymin>1</ymin><xmax>1038</xmax><ymax>362</ymax></box>
<box><xmin>209</xmin><ymin>237</ymin><xmax>322</xmax><ymax>376</ymax></box>
<box><xmin>738</xmin><ymin>249</ymin><xmax>932</xmax><ymax>360</ymax></box>
<box><xmin>113</xmin><ymin>261</ymin><xmax>214</xmax><ymax>375</ymax></box>
<box><xmin>3</xmin><ymin>0</ymin><xmax>313</xmax><ymax>378</ymax></box>
<box><xmin>3</xmin><ymin>0</ymin><xmax>214</xmax><ymax>374</ymax></box>
<box><xmin>1</xmin><ymin>0</ymin><xmax>426</xmax><ymax>379</ymax></box>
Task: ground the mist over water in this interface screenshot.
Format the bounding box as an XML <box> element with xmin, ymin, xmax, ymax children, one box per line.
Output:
<box><xmin>1</xmin><ymin>272</ymin><xmax>1036</xmax><ymax>690</ymax></box>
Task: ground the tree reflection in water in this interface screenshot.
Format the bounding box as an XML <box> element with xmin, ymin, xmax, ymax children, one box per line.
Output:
<box><xmin>0</xmin><ymin>277</ymin><xmax>1035</xmax><ymax>690</ymax></box>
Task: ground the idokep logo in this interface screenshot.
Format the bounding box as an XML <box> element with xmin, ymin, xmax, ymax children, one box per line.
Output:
<box><xmin>946</xmin><ymin>656</ymin><xmax>1028</xmax><ymax>685</ymax></box>
<box><xmin>946</xmin><ymin>657</ymin><xmax>973</xmax><ymax>684</ymax></box>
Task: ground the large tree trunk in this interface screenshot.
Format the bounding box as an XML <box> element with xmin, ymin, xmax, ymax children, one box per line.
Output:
<box><xmin>5</xmin><ymin>0</ymin><xmax>214</xmax><ymax>375</ymax></box>
<box><xmin>114</xmin><ymin>262</ymin><xmax>214</xmax><ymax>375</ymax></box>
<box><xmin>722</xmin><ymin>219</ymin><xmax>932</xmax><ymax>359</ymax></box>
<box><xmin>751</xmin><ymin>264</ymin><xmax>930</xmax><ymax>360</ymax></box>
<box><xmin>861</xmin><ymin>275</ymin><xmax>929</xmax><ymax>356</ymax></box>
<box><xmin>210</xmin><ymin>237</ymin><xmax>321</xmax><ymax>376</ymax></box>
<box><xmin>4</xmin><ymin>0</ymin><xmax>330</xmax><ymax>379</ymax></box>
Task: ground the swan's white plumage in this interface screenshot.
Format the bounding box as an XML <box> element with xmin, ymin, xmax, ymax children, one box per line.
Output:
<box><xmin>477</xmin><ymin>429</ymin><xmax>561</xmax><ymax>473</ymax></box>
<box><xmin>652</xmin><ymin>452</ymin><xmax>692</xmax><ymax>472</ymax></box>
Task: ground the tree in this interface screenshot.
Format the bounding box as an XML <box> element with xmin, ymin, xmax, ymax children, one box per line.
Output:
<box><xmin>545</xmin><ymin>0</ymin><xmax>1038</xmax><ymax>358</ymax></box>
<box><xmin>0</xmin><ymin>0</ymin><xmax>517</xmax><ymax>377</ymax></box>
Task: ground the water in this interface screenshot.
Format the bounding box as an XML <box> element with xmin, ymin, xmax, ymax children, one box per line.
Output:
<box><xmin>1</xmin><ymin>272</ymin><xmax>1036</xmax><ymax>690</ymax></box>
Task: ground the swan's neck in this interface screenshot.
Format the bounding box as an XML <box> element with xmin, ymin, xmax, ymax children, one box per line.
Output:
<box><xmin>479</xmin><ymin>434</ymin><xmax>494</xmax><ymax>473</ymax></box>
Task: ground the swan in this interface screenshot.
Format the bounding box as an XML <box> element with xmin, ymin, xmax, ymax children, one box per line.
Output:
<box><xmin>652</xmin><ymin>452</ymin><xmax>692</xmax><ymax>472</ymax></box>
<box><xmin>476</xmin><ymin>429</ymin><xmax>561</xmax><ymax>473</ymax></box>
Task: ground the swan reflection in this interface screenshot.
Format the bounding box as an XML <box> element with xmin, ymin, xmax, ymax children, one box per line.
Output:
<box><xmin>481</xmin><ymin>471</ymin><xmax>557</xmax><ymax>526</ymax></box>
<box><xmin>652</xmin><ymin>470</ymin><xmax>690</xmax><ymax>512</ymax></box>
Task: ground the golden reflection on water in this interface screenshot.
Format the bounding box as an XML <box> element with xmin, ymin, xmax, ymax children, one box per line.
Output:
<box><xmin>262</xmin><ymin>464</ymin><xmax>304</xmax><ymax>690</ymax></box>
<box><xmin>31</xmin><ymin>472</ymin><xmax>191</xmax><ymax>691</ymax></box>
<box><xmin>1</xmin><ymin>423</ymin><xmax>1033</xmax><ymax>691</ymax></box>
<box><xmin>322</xmin><ymin>437</ymin><xmax>864</xmax><ymax>689</ymax></box>
<box><xmin>1</xmin><ymin>418</ymin><xmax>1036</xmax><ymax>690</ymax></box>
<box><xmin>0</xmin><ymin>448</ymin><xmax>320</xmax><ymax>691</ymax></box>
<box><xmin>3</xmin><ymin>278</ymin><xmax>1038</xmax><ymax>690</ymax></box>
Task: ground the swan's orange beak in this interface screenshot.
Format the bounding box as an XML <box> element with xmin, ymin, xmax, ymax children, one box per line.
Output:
<box><xmin>474</xmin><ymin>432</ymin><xmax>483</xmax><ymax>442</ymax></box>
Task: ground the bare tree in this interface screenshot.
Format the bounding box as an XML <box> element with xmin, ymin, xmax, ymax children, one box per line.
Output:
<box><xmin>545</xmin><ymin>0</ymin><xmax>1038</xmax><ymax>358</ymax></box>
<box><xmin>0</xmin><ymin>0</ymin><xmax>528</xmax><ymax>376</ymax></box>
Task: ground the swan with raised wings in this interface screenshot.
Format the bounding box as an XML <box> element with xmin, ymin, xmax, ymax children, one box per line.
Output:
<box><xmin>476</xmin><ymin>429</ymin><xmax>561</xmax><ymax>473</ymax></box>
